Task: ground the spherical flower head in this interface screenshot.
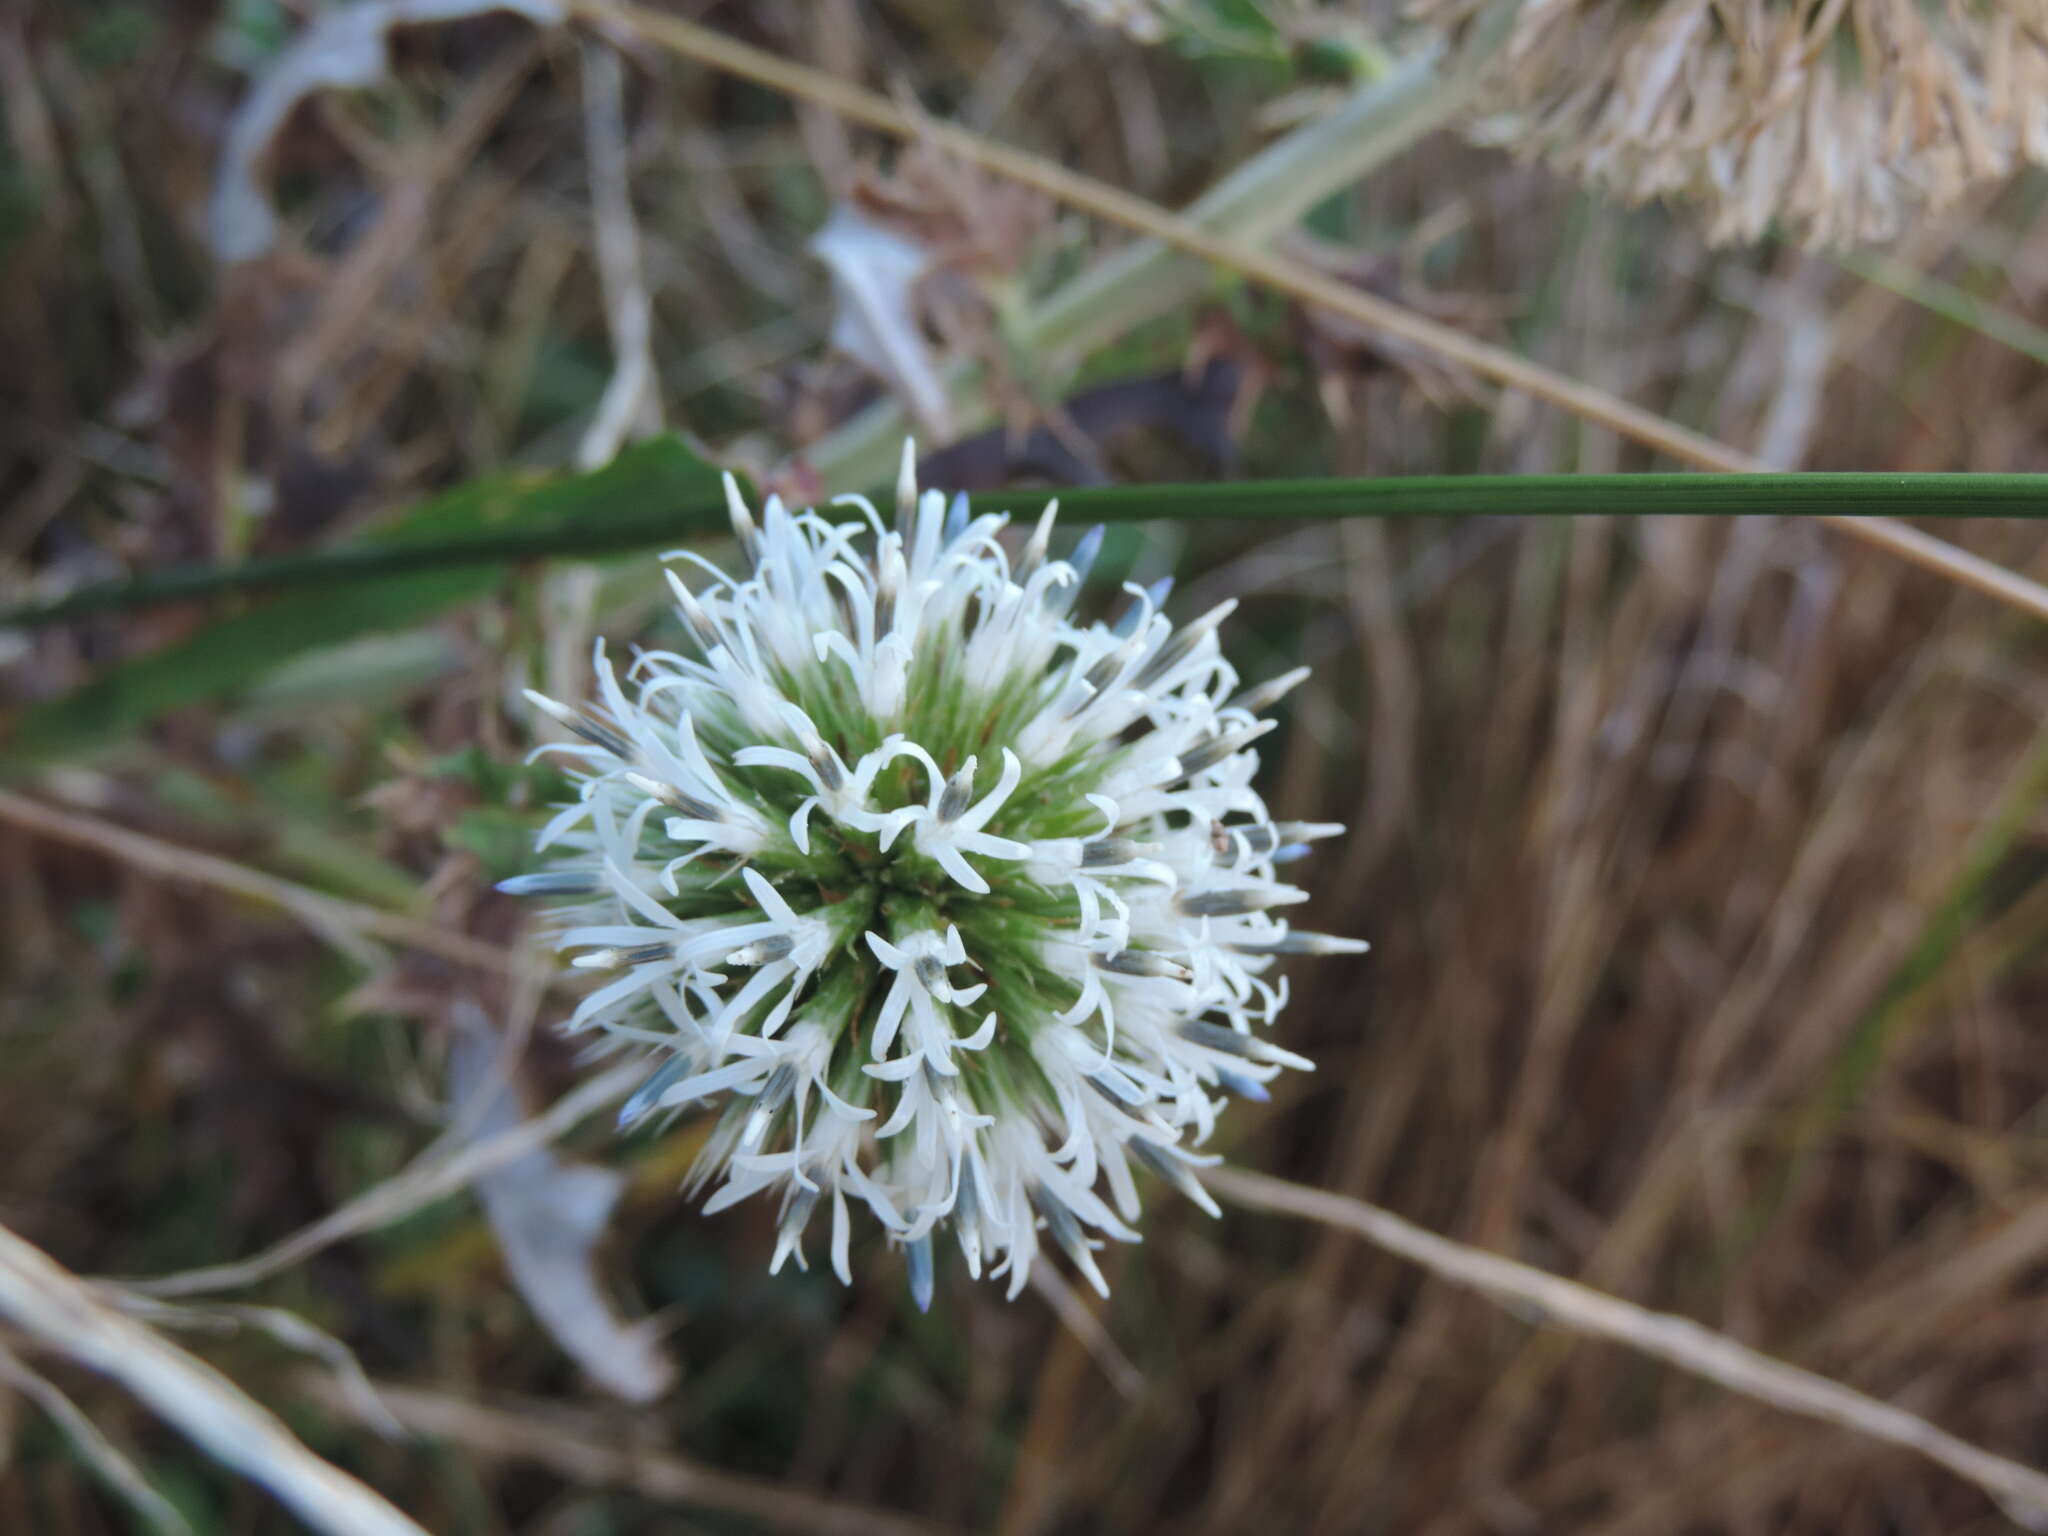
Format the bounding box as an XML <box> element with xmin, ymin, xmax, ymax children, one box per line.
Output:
<box><xmin>504</xmin><ymin>443</ymin><xmax>1364</xmax><ymax>1307</ymax></box>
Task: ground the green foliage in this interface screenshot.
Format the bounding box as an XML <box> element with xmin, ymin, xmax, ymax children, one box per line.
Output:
<box><xmin>63</xmin><ymin>0</ymin><xmax>161</xmax><ymax>70</ymax></box>
<box><xmin>1</xmin><ymin>436</ymin><xmax>730</xmax><ymax>769</ymax></box>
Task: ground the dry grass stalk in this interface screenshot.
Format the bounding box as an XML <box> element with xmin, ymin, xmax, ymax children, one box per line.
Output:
<box><xmin>135</xmin><ymin>1058</ymin><xmax>646</xmax><ymax>1299</ymax></box>
<box><xmin>1205</xmin><ymin>1166</ymin><xmax>2048</xmax><ymax>1528</ymax></box>
<box><xmin>0</xmin><ymin>1223</ymin><xmax>427</xmax><ymax>1536</ymax></box>
<box><xmin>306</xmin><ymin>1375</ymin><xmax>949</xmax><ymax>1536</ymax></box>
<box><xmin>1029</xmin><ymin>1265</ymin><xmax>1145</xmax><ymax>1401</ymax></box>
<box><xmin>0</xmin><ymin>787</ymin><xmax>519</xmax><ymax>974</ymax></box>
<box><xmin>0</xmin><ymin>1343</ymin><xmax>192</xmax><ymax>1535</ymax></box>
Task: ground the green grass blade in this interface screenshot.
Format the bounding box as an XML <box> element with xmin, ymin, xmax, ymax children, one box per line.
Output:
<box><xmin>1</xmin><ymin>436</ymin><xmax>725</xmax><ymax>769</ymax></box>
<box><xmin>10</xmin><ymin>462</ymin><xmax>2048</xmax><ymax>632</ymax></box>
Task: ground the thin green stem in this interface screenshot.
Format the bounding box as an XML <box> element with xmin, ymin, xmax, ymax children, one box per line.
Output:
<box><xmin>9</xmin><ymin>471</ymin><xmax>2048</xmax><ymax>631</ymax></box>
<box><xmin>1013</xmin><ymin>474</ymin><xmax>2048</xmax><ymax>521</ymax></box>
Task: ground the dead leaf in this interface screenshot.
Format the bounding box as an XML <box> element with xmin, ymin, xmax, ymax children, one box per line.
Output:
<box><xmin>809</xmin><ymin>204</ymin><xmax>952</xmax><ymax>439</ymax></box>
<box><xmin>448</xmin><ymin>1004</ymin><xmax>675</xmax><ymax>1404</ymax></box>
<box><xmin>210</xmin><ymin>0</ymin><xmax>564</xmax><ymax>262</ymax></box>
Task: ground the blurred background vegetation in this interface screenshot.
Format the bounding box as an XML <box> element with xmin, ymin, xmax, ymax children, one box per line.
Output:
<box><xmin>7</xmin><ymin>1</ymin><xmax>2048</xmax><ymax>1532</ymax></box>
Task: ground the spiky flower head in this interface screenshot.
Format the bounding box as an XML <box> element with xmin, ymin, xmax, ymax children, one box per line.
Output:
<box><xmin>505</xmin><ymin>445</ymin><xmax>1361</xmax><ymax>1306</ymax></box>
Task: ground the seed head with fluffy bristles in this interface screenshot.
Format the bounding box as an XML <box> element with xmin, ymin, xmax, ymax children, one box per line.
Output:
<box><xmin>1423</xmin><ymin>0</ymin><xmax>2048</xmax><ymax>246</ymax></box>
<box><xmin>1068</xmin><ymin>0</ymin><xmax>2048</xmax><ymax>248</ymax></box>
<box><xmin>505</xmin><ymin>444</ymin><xmax>1363</xmax><ymax>1306</ymax></box>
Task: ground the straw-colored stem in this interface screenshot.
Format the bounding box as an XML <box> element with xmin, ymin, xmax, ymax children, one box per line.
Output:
<box><xmin>1028</xmin><ymin>41</ymin><xmax>1477</xmax><ymax>362</ymax></box>
<box><xmin>1204</xmin><ymin>1165</ymin><xmax>2048</xmax><ymax>1530</ymax></box>
<box><xmin>307</xmin><ymin>1377</ymin><xmax>946</xmax><ymax>1536</ymax></box>
<box><xmin>0</xmin><ymin>1223</ymin><xmax>428</xmax><ymax>1536</ymax></box>
<box><xmin>134</xmin><ymin>1060</ymin><xmax>644</xmax><ymax>1298</ymax></box>
<box><xmin>0</xmin><ymin>787</ymin><xmax>518</xmax><ymax>973</ymax></box>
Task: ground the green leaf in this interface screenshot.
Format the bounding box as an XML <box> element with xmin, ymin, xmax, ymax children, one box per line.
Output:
<box><xmin>21</xmin><ymin>472</ymin><xmax>2048</xmax><ymax>635</ymax></box>
<box><xmin>1</xmin><ymin>435</ymin><xmax>728</xmax><ymax>769</ymax></box>
<box><xmin>449</xmin><ymin>807</ymin><xmax>545</xmax><ymax>881</ymax></box>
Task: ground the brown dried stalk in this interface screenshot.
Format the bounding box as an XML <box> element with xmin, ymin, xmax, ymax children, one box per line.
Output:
<box><xmin>0</xmin><ymin>1223</ymin><xmax>427</xmax><ymax>1536</ymax></box>
<box><xmin>1204</xmin><ymin>1165</ymin><xmax>2048</xmax><ymax>1530</ymax></box>
<box><xmin>307</xmin><ymin>1376</ymin><xmax>950</xmax><ymax>1536</ymax></box>
<box><xmin>135</xmin><ymin>1059</ymin><xmax>645</xmax><ymax>1299</ymax></box>
<box><xmin>0</xmin><ymin>787</ymin><xmax>517</xmax><ymax>974</ymax></box>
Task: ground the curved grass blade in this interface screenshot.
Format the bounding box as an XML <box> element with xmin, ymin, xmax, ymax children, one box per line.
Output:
<box><xmin>1</xmin><ymin>436</ymin><xmax>725</xmax><ymax>769</ymax></box>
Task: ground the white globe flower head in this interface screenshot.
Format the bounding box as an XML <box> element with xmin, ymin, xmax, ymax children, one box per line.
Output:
<box><xmin>503</xmin><ymin>443</ymin><xmax>1365</xmax><ymax>1308</ymax></box>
